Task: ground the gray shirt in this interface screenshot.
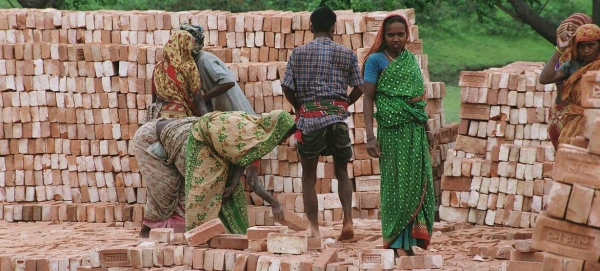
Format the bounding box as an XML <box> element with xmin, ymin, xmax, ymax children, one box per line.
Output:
<box><xmin>195</xmin><ymin>52</ymin><xmax>256</xmax><ymax>114</ymax></box>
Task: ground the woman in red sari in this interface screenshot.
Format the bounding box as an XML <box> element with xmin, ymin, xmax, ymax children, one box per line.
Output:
<box><xmin>540</xmin><ymin>24</ymin><xmax>600</xmax><ymax>146</ymax></box>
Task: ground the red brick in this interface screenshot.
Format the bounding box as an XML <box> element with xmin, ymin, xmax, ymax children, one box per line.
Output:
<box><xmin>208</xmin><ymin>234</ymin><xmax>249</xmax><ymax>250</ymax></box>
<box><xmin>552</xmin><ymin>145</ymin><xmax>600</xmax><ymax>189</ymax></box>
<box><xmin>99</xmin><ymin>248</ymin><xmax>130</xmax><ymax>267</ymax></box>
<box><xmin>246</xmin><ymin>226</ymin><xmax>288</xmax><ymax>240</ymax></box>
<box><xmin>506</xmin><ymin>261</ymin><xmax>542</xmax><ymax>271</ymax></box>
<box><xmin>531</xmin><ymin>215</ymin><xmax>600</xmax><ymax>263</ymax></box>
<box><xmin>311</xmin><ymin>248</ymin><xmax>338</xmax><ymax>271</ymax></box>
<box><xmin>273</xmin><ymin>208</ymin><xmax>309</xmax><ymax>231</ymax></box>
<box><xmin>184</xmin><ymin>218</ymin><xmax>226</xmax><ymax>246</ymax></box>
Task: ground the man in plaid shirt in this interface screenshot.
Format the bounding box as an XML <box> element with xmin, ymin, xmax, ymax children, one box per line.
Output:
<box><xmin>281</xmin><ymin>6</ymin><xmax>364</xmax><ymax>241</ymax></box>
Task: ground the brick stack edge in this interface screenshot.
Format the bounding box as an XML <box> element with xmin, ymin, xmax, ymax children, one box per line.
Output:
<box><xmin>0</xmin><ymin>8</ymin><xmax>455</xmax><ymax>225</ymax></box>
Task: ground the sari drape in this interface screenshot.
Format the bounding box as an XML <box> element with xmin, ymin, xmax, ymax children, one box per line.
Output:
<box><xmin>557</xmin><ymin>24</ymin><xmax>600</xmax><ymax>144</ymax></box>
<box><xmin>184</xmin><ymin>110</ymin><xmax>295</xmax><ymax>232</ymax></box>
<box><xmin>153</xmin><ymin>30</ymin><xmax>202</xmax><ymax>118</ymax></box>
<box><xmin>374</xmin><ymin>49</ymin><xmax>435</xmax><ymax>249</ymax></box>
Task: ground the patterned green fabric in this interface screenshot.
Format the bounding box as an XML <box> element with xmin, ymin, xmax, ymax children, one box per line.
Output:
<box><xmin>375</xmin><ymin>49</ymin><xmax>435</xmax><ymax>249</ymax></box>
<box><xmin>184</xmin><ymin>110</ymin><xmax>295</xmax><ymax>233</ymax></box>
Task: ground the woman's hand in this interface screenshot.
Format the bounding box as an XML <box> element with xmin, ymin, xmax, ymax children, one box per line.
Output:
<box><xmin>222</xmin><ymin>186</ymin><xmax>235</xmax><ymax>203</ymax></box>
<box><xmin>270</xmin><ymin>201</ymin><xmax>284</xmax><ymax>220</ymax></box>
<box><xmin>557</xmin><ymin>30</ymin><xmax>574</xmax><ymax>50</ymax></box>
<box><xmin>426</xmin><ymin>131</ymin><xmax>437</xmax><ymax>153</ymax></box>
<box><xmin>409</xmin><ymin>93</ymin><xmax>426</xmax><ymax>103</ymax></box>
<box><xmin>366</xmin><ymin>138</ymin><xmax>380</xmax><ymax>158</ymax></box>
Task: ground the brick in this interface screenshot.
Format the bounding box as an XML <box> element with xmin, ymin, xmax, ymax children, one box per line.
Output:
<box><xmin>311</xmin><ymin>248</ymin><xmax>338</xmax><ymax>271</ymax></box>
<box><xmin>459</xmin><ymin>71</ymin><xmax>490</xmax><ymax>88</ymax></box>
<box><xmin>98</xmin><ymin>248</ymin><xmax>130</xmax><ymax>268</ymax></box>
<box><xmin>546</xmin><ymin>181</ymin><xmax>572</xmax><ymax>219</ymax></box>
<box><xmin>506</xmin><ymin>261</ymin><xmax>542</xmax><ymax>271</ymax></box>
<box><xmin>531</xmin><ymin>215</ymin><xmax>600</xmax><ymax>262</ymax></box>
<box><xmin>396</xmin><ymin>255</ymin><xmax>443</xmax><ymax>269</ymax></box>
<box><xmin>358</xmin><ymin>249</ymin><xmax>394</xmax><ymax>270</ymax></box>
<box><xmin>541</xmin><ymin>253</ymin><xmax>584</xmax><ymax>271</ymax></box>
<box><xmin>565</xmin><ymin>184</ymin><xmax>595</xmax><ymax>224</ymax></box>
<box><xmin>587</xmin><ymin>115</ymin><xmax>600</xmax><ymax>155</ymax></box>
<box><xmin>208</xmin><ymin>234</ymin><xmax>249</xmax><ymax>250</ymax></box>
<box><xmin>440</xmin><ymin>175</ymin><xmax>472</xmax><ymax>191</ymax></box>
<box><xmin>509</xmin><ymin>251</ymin><xmax>545</xmax><ymax>262</ymax></box>
<box><xmin>191</xmin><ymin>248</ymin><xmax>206</xmax><ymax>270</ymax></box>
<box><xmin>354</xmin><ymin>176</ymin><xmax>380</xmax><ymax>192</ymax></box>
<box><xmin>273</xmin><ymin>208</ymin><xmax>309</xmax><ymax>231</ymax></box>
<box><xmin>455</xmin><ymin>135</ymin><xmax>487</xmax><ymax>155</ymax></box>
<box><xmin>584</xmin><ymin>260</ymin><xmax>600</xmax><ymax>271</ymax></box>
<box><xmin>460</xmin><ymin>103</ymin><xmax>490</xmax><ymax>120</ymax></box>
<box><xmin>552</xmin><ymin>145</ymin><xmax>600</xmax><ymax>189</ymax></box>
<box><xmin>439</xmin><ymin>206</ymin><xmax>469</xmax><ymax>223</ymax></box>
<box><xmin>184</xmin><ymin>218</ymin><xmax>226</xmax><ymax>246</ymax></box>
<box><xmin>247</xmin><ymin>226</ymin><xmax>288</xmax><ymax>240</ymax></box>
<box><xmin>266</xmin><ymin>233</ymin><xmax>307</xmax><ymax>255</ymax></box>
<box><xmin>148</xmin><ymin>228</ymin><xmax>173</xmax><ymax>243</ymax></box>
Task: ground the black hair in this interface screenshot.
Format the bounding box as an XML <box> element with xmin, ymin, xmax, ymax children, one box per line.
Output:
<box><xmin>310</xmin><ymin>6</ymin><xmax>337</xmax><ymax>33</ymax></box>
<box><xmin>383</xmin><ymin>15</ymin><xmax>409</xmax><ymax>36</ymax></box>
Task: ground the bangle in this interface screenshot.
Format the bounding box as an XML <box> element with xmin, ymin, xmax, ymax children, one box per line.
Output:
<box><xmin>555</xmin><ymin>46</ymin><xmax>564</xmax><ymax>55</ymax></box>
<box><xmin>366</xmin><ymin>136</ymin><xmax>376</xmax><ymax>142</ymax></box>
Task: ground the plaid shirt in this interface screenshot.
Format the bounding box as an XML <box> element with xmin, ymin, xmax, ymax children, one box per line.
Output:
<box><xmin>282</xmin><ymin>37</ymin><xmax>363</xmax><ymax>132</ymax></box>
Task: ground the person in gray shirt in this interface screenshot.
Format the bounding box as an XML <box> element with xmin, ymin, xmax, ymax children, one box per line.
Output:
<box><xmin>179</xmin><ymin>23</ymin><xmax>255</xmax><ymax>114</ymax></box>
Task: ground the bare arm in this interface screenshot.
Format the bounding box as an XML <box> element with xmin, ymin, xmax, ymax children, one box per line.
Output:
<box><xmin>222</xmin><ymin>165</ymin><xmax>246</xmax><ymax>202</ymax></box>
<box><xmin>539</xmin><ymin>50</ymin><xmax>568</xmax><ymax>84</ymax></box>
<box><xmin>246</xmin><ymin>164</ymin><xmax>284</xmax><ymax>219</ymax></box>
<box><xmin>192</xmin><ymin>90</ymin><xmax>209</xmax><ymax>116</ymax></box>
<box><xmin>539</xmin><ymin>30</ymin><xmax>574</xmax><ymax>84</ymax></box>
<box><xmin>282</xmin><ymin>86</ymin><xmax>300</xmax><ymax>113</ymax></box>
<box><xmin>203</xmin><ymin>82</ymin><xmax>235</xmax><ymax>101</ymax></box>
<box><xmin>363</xmin><ymin>82</ymin><xmax>380</xmax><ymax>158</ymax></box>
<box><xmin>348</xmin><ymin>85</ymin><xmax>364</xmax><ymax>105</ymax></box>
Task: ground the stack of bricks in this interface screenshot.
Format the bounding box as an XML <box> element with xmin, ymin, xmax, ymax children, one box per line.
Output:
<box><xmin>0</xmin><ymin>8</ymin><xmax>455</xmax><ymax>223</ymax></box>
<box><xmin>528</xmin><ymin>82</ymin><xmax>600</xmax><ymax>271</ymax></box>
<box><xmin>438</xmin><ymin>62</ymin><xmax>558</xmax><ymax>229</ymax></box>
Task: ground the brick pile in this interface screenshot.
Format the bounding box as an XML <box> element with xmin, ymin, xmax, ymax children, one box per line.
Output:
<box><xmin>439</xmin><ymin>62</ymin><xmax>558</xmax><ymax>229</ymax></box>
<box><xmin>528</xmin><ymin>76</ymin><xmax>600</xmax><ymax>271</ymax></box>
<box><xmin>0</xmin><ymin>8</ymin><xmax>455</xmax><ymax>224</ymax></box>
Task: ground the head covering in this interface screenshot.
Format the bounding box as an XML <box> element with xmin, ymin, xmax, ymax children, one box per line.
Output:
<box><xmin>557</xmin><ymin>13</ymin><xmax>592</xmax><ymax>63</ymax></box>
<box><xmin>362</xmin><ymin>14</ymin><xmax>410</xmax><ymax>74</ymax></box>
<box><xmin>163</xmin><ymin>30</ymin><xmax>195</xmax><ymax>69</ymax></box>
<box><xmin>570</xmin><ymin>23</ymin><xmax>600</xmax><ymax>61</ymax></box>
<box><xmin>153</xmin><ymin>30</ymin><xmax>202</xmax><ymax>117</ymax></box>
<box><xmin>179</xmin><ymin>23</ymin><xmax>205</xmax><ymax>52</ymax></box>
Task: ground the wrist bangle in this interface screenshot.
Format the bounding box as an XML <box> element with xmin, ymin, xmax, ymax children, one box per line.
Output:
<box><xmin>555</xmin><ymin>46</ymin><xmax>564</xmax><ymax>55</ymax></box>
<box><xmin>366</xmin><ymin>136</ymin><xmax>376</xmax><ymax>142</ymax></box>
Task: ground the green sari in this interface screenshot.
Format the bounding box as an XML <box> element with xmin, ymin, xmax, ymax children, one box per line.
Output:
<box><xmin>374</xmin><ymin>49</ymin><xmax>435</xmax><ymax>249</ymax></box>
<box><xmin>184</xmin><ymin>110</ymin><xmax>295</xmax><ymax>232</ymax></box>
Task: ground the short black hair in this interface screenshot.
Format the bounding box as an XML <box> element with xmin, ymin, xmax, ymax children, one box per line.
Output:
<box><xmin>310</xmin><ymin>6</ymin><xmax>336</xmax><ymax>33</ymax></box>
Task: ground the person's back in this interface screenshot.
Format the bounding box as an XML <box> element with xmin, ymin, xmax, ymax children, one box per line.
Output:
<box><xmin>197</xmin><ymin>51</ymin><xmax>256</xmax><ymax>114</ymax></box>
<box><xmin>285</xmin><ymin>37</ymin><xmax>359</xmax><ymax>131</ymax></box>
<box><xmin>281</xmin><ymin>6</ymin><xmax>363</xmax><ymax>242</ymax></box>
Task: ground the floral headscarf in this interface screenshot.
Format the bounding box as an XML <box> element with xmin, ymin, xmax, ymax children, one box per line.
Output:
<box><xmin>153</xmin><ymin>30</ymin><xmax>202</xmax><ymax>117</ymax></box>
<box><xmin>557</xmin><ymin>13</ymin><xmax>592</xmax><ymax>63</ymax></box>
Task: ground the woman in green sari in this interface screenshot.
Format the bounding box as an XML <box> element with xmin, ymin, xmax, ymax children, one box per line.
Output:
<box><xmin>185</xmin><ymin>109</ymin><xmax>296</xmax><ymax>232</ymax></box>
<box><xmin>362</xmin><ymin>14</ymin><xmax>435</xmax><ymax>256</ymax></box>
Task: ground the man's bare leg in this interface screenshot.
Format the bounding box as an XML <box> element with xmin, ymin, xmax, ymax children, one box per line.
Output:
<box><xmin>334</xmin><ymin>161</ymin><xmax>354</xmax><ymax>241</ymax></box>
<box><xmin>300</xmin><ymin>156</ymin><xmax>320</xmax><ymax>238</ymax></box>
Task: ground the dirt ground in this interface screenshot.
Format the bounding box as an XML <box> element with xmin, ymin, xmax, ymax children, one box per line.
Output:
<box><xmin>0</xmin><ymin>218</ymin><xmax>531</xmax><ymax>270</ymax></box>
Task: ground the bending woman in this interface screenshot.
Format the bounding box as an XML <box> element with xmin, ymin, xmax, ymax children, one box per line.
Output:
<box><xmin>362</xmin><ymin>14</ymin><xmax>435</xmax><ymax>256</ymax></box>
<box><xmin>133</xmin><ymin>105</ymin><xmax>295</xmax><ymax>236</ymax></box>
<box><xmin>150</xmin><ymin>30</ymin><xmax>204</xmax><ymax>119</ymax></box>
<box><xmin>539</xmin><ymin>24</ymin><xmax>600</xmax><ymax>146</ymax></box>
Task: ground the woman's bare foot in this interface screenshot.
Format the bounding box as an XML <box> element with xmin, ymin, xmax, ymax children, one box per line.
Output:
<box><xmin>309</xmin><ymin>226</ymin><xmax>321</xmax><ymax>239</ymax></box>
<box><xmin>337</xmin><ymin>224</ymin><xmax>355</xmax><ymax>241</ymax></box>
<box><xmin>139</xmin><ymin>225</ymin><xmax>151</xmax><ymax>238</ymax></box>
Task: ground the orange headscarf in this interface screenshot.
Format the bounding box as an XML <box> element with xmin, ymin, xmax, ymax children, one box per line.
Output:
<box><xmin>362</xmin><ymin>14</ymin><xmax>410</xmax><ymax>73</ymax></box>
<box><xmin>557</xmin><ymin>13</ymin><xmax>592</xmax><ymax>64</ymax></box>
<box><xmin>569</xmin><ymin>23</ymin><xmax>600</xmax><ymax>62</ymax></box>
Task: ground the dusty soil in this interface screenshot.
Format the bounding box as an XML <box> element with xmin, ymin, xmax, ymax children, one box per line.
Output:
<box><xmin>0</xmin><ymin>218</ymin><xmax>531</xmax><ymax>270</ymax></box>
